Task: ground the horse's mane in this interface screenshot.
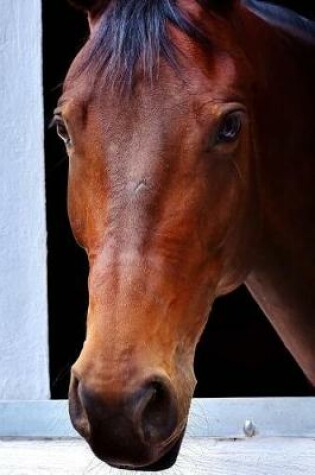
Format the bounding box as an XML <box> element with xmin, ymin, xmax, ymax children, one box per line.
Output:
<box><xmin>71</xmin><ymin>0</ymin><xmax>315</xmax><ymax>93</ymax></box>
<box><xmin>244</xmin><ymin>0</ymin><xmax>315</xmax><ymax>45</ymax></box>
<box><xmin>77</xmin><ymin>0</ymin><xmax>227</xmax><ymax>92</ymax></box>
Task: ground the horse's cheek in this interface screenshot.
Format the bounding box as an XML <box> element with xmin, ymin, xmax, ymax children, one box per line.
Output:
<box><xmin>67</xmin><ymin>170</ymin><xmax>90</xmax><ymax>248</ymax></box>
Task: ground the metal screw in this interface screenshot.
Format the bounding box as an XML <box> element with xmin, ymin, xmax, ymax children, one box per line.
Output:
<box><xmin>243</xmin><ymin>419</ymin><xmax>256</xmax><ymax>437</ymax></box>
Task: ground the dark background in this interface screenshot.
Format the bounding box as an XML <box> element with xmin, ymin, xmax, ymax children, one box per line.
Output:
<box><xmin>43</xmin><ymin>0</ymin><xmax>315</xmax><ymax>399</ymax></box>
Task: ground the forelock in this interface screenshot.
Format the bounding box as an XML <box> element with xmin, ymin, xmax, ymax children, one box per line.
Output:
<box><xmin>72</xmin><ymin>0</ymin><xmax>228</xmax><ymax>94</ymax></box>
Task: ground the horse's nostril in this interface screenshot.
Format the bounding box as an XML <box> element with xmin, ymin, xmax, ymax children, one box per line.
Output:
<box><xmin>139</xmin><ymin>378</ymin><xmax>178</xmax><ymax>445</ymax></box>
<box><xmin>69</xmin><ymin>374</ymin><xmax>91</xmax><ymax>440</ymax></box>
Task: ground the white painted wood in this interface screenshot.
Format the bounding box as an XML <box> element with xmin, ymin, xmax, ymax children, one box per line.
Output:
<box><xmin>0</xmin><ymin>0</ymin><xmax>49</xmax><ymax>399</ymax></box>
<box><xmin>1</xmin><ymin>399</ymin><xmax>314</xmax><ymax>439</ymax></box>
<box><xmin>0</xmin><ymin>401</ymin><xmax>75</xmax><ymax>438</ymax></box>
<box><xmin>0</xmin><ymin>438</ymin><xmax>314</xmax><ymax>475</ymax></box>
<box><xmin>187</xmin><ymin>398</ymin><xmax>315</xmax><ymax>438</ymax></box>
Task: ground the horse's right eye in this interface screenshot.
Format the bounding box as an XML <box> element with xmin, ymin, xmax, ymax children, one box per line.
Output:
<box><xmin>55</xmin><ymin>116</ymin><xmax>72</xmax><ymax>147</ymax></box>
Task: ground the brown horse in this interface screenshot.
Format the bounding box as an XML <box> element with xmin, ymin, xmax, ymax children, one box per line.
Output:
<box><xmin>53</xmin><ymin>0</ymin><xmax>315</xmax><ymax>470</ymax></box>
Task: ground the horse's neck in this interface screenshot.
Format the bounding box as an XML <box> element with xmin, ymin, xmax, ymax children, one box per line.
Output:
<box><xmin>241</xmin><ymin>7</ymin><xmax>315</xmax><ymax>386</ymax></box>
<box><xmin>246</xmin><ymin>262</ymin><xmax>315</xmax><ymax>387</ymax></box>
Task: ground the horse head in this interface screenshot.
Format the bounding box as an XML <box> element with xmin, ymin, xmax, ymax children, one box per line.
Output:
<box><xmin>56</xmin><ymin>0</ymin><xmax>260</xmax><ymax>469</ymax></box>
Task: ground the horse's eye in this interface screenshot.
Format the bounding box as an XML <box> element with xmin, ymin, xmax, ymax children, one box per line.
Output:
<box><xmin>216</xmin><ymin>112</ymin><xmax>242</xmax><ymax>144</ymax></box>
<box><xmin>55</xmin><ymin>116</ymin><xmax>72</xmax><ymax>147</ymax></box>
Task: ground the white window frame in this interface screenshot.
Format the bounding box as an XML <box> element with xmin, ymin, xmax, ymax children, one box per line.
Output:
<box><xmin>0</xmin><ymin>0</ymin><xmax>49</xmax><ymax>400</ymax></box>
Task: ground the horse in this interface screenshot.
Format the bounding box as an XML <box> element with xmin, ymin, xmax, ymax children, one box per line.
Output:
<box><xmin>53</xmin><ymin>0</ymin><xmax>315</xmax><ymax>470</ymax></box>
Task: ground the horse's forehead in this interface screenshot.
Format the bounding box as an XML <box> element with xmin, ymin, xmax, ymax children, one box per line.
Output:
<box><xmin>63</xmin><ymin>10</ymin><xmax>247</xmax><ymax>129</ymax></box>
<box><xmin>66</xmin><ymin>52</ymin><xmax>240</xmax><ymax>128</ymax></box>
<box><xmin>87</xmin><ymin>83</ymin><xmax>192</xmax><ymax>150</ymax></box>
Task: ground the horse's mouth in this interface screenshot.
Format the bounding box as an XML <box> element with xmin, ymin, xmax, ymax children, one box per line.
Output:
<box><xmin>107</xmin><ymin>429</ymin><xmax>186</xmax><ymax>472</ymax></box>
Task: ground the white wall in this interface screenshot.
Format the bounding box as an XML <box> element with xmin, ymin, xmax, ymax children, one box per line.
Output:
<box><xmin>0</xmin><ymin>0</ymin><xmax>50</xmax><ymax>399</ymax></box>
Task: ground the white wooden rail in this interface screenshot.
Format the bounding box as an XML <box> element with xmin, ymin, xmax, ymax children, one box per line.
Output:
<box><xmin>1</xmin><ymin>399</ymin><xmax>314</xmax><ymax>475</ymax></box>
<box><xmin>0</xmin><ymin>398</ymin><xmax>314</xmax><ymax>439</ymax></box>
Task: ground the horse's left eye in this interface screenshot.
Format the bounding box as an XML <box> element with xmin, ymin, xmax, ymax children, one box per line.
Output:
<box><xmin>216</xmin><ymin>112</ymin><xmax>242</xmax><ymax>145</ymax></box>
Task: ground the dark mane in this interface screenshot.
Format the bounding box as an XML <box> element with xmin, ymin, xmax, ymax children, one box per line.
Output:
<box><xmin>244</xmin><ymin>0</ymin><xmax>315</xmax><ymax>45</ymax></box>
<box><xmin>77</xmin><ymin>0</ymin><xmax>225</xmax><ymax>92</ymax></box>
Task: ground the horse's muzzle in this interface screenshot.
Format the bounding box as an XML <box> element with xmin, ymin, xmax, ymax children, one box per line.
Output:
<box><xmin>69</xmin><ymin>371</ymin><xmax>182</xmax><ymax>470</ymax></box>
<box><xmin>110</xmin><ymin>430</ymin><xmax>186</xmax><ymax>471</ymax></box>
